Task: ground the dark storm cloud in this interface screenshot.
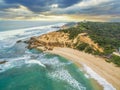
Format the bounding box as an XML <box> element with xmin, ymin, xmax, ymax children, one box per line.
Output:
<box><xmin>0</xmin><ymin>0</ymin><xmax>19</xmax><ymax>10</ymax></box>
<box><xmin>91</xmin><ymin>1</ymin><xmax>120</xmax><ymax>15</ymax></box>
<box><xmin>1</xmin><ymin>0</ymin><xmax>120</xmax><ymax>15</ymax></box>
<box><xmin>53</xmin><ymin>0</ymin><xmax>120</xmax><ymax>16</ymax></box>
<box><xmin>4</xmin><ymin>0</ymin><xmax>81</xmax><ymax>12</ymax></box>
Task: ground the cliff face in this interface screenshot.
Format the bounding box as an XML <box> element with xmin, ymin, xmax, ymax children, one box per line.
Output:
<box><xmin>28</xmin><ymin>32</ymin><xmax>72</xmax><ymax>50</ymax></box>
<box><xmin>74</xmin><ymin>33</ymin><xmax>103</xmax><ymax>52</ymax></box>
<box><xmin>28</xmin><ymin>31</ymin><xmax>103</xmax><ymax>52</ymax></box>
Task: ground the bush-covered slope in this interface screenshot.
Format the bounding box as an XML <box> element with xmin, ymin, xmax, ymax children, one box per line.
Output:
<box><xmin>60</xmin><ymin>22</ymin><xmax>120</xmax><ymax>55</ymax></box>
<box><xmin>59</xmin><ymin>22</ymin><xmax>120</xmax><ymax>66</ymax></box>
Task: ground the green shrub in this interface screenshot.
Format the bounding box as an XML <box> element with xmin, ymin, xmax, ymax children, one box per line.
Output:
<box><xmin>76</xmin><ymin>43</ymin><xmax>89</xmax><ymax>51</ymax></box>
<box><xmin>85</xmin><ymin>46</ymin><xmax>94</xmax><ymax>53</ymax></box>
<box><xmin>110</xmin><ymin>55</ymin><xmax>120</xmax><ymax>66</ymax></box>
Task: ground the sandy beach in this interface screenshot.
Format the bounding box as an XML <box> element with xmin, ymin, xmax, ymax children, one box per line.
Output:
<box><xmin>47</xmin><ymin>47</ymin><xmax>120</xmax><ymax>90</ymax></box>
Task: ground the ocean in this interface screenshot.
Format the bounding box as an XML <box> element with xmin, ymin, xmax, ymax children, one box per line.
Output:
<box><xmin>0</xmin><ymin>21</ymin><xmax>99</xmax><ymax>90</ymax></box>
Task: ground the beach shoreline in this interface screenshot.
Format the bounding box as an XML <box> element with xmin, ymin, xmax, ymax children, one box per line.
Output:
<box><xmin>46</xmin><ymin>47</ymin><xmax>120</xmax><ymax>90</ymax></box>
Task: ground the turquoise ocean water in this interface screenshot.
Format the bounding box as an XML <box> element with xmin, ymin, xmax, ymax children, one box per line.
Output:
<box><xmin>0</xmin><ymin>21</ymin><xmax>96</xmax><ymax>90</ymax></box>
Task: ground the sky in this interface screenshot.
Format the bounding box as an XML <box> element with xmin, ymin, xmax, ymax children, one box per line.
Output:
<box><xmin>0</xmin><ymin>0</ymin><xmax>120</xmax><ymax>22</ymax></box>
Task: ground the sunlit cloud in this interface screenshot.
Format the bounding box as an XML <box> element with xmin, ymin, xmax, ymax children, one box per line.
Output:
<box><xmin>51</xmin><ymin>4</ymin><xmax>59</xmax><ymax>9</ymax></box>
<box><xmin>76</xmin><ymin>0</ymin><xmax>113</xmax><ymax>8</ymax></box>
<box><xmin>6</xmin><ymin>5</ymin><xmax>32</xmax><ymax>14</ymax></box>
<box><xmin>0</xmin><ymin>0</ymin><xmax>120</xmax><ymax>22</ymax></box>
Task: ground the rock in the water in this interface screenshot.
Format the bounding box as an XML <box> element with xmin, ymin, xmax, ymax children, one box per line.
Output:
<box><xmin>16</xmin><ymin>40</ymin><xmax>22</xmax><ymax>43</ymax></box>
<box><xmin>0</xmin><ymin>60</ymin><xmax>7</xmax><ymax>64</ymax></box>
<box><xmin>24</xmin><ymin>40</ymin><xmax>29</xmax><ymax>44</ymax></box>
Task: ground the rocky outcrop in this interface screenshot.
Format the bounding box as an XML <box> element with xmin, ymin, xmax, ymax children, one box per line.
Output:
<box><xmin>28</xmin><ymin>32</ymin><xmax>72</xmax><ymax>51</ymax></box>
<box><xmin>28</xmin><ymin>31</ymin><xmax>103</xmax><ymax>52</ymax></box>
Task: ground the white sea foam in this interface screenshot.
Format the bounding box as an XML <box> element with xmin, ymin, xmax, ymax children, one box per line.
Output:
<box><xmin>0</xmin><ymin>60</ymin><xmax>21</xmax><ymax>72</ymax></box>
<box><xmin>0</xmin><ymin>56</ymin><xmax>46</xmax><ymax>72</ymax></box>
<box><xmin>0</xmin><ymin>23</ymin><xmax>65</xmax><ymax>72</ymax></box>
<box><xmin>0</xmin><ymin>55</ymin><xmax>31</xmax><ymax>72</ymax></box>
<box><xmin>83</xmin><ymin>64</ymin><xmax>116</xmax><ymax>90</ymax></box>
<box><xmin>0</xmin><ymin>23</ymin><xmax>65</xmax><ymax>40</ymax></box>
<box><xmin>84</xmin><ymin>74</ymin><xmax>90</xmax><ymax>78</ymax></box>
<box><xmin>40</xmin><ymin>56</ymin><xmax>72</xmax><ymax>69</ymax></box>
<box><xmin>40</xmin><ymin>57</ymin><xmax>60</xmax><ymax>65</ymax></box>
<box><xmin>41</xmin><ymin>56</ymin><xmax>85</xmax><ymax>90</ymax></box>
<box><xmin>0</xmin><ymin>23</ymin><xmax>66</xmax><ymax>49</ymax></box>
<box><xmin>25</xmin><ymin>60</ymin><xmax>46</xmax><ymax>68</ymax></box>
<box><xmin>49</xmin><ymin>69</ymin><xmax>86</xmax><ymax>90</ymax></box>
<box><xmin>0</xmin><ymin>63</ymin><xmax>13</xmax><ymax>72</ymax></box>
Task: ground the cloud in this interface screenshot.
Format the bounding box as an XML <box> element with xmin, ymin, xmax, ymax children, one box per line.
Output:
<box><xmin>4</xmin><ymin>0</ymin><xmax>81</xmax><ymax>12</ymax></box>
<box><xmin>0</xmin><ymin>0</ymin><xmax>120</xmax><ymax>22</ymax></box>
<box><xmin>76</xmin><ymin>0</ymin><xmax>113</xmax><ymax>8</ymax></box>
<box><xmin>0</xmin><ymin>4</ymin><xmax>70</xmax><ymax>21</ymax></box>
<box><xmin>50</xmin><ymin>0</ymin><xmax>119</xmax><ymax>16</ymax></box>
<box><xmin>0</xmin><ymin>1</ymin><xmax>19</xmax><ymax>10</ymax></box>
<box><xmin>51</xmin><ymin>4</ymin><xmax>59</xmax><ymax>8</ymax></box>
<box><xmin>6</xmin><ymin>5</ymin><xmax>32</xmax><ymax>14</ymax></box>
<box><xmin>0</xmin><ymin>5</ymin><xmax>36</xmax><ymax>19</ymax></box>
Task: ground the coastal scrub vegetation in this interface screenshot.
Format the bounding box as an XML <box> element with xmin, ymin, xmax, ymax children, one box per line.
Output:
<box><xmin>110</xmin><ymin>55</ymin><xmax>120</xmax><ymax>66</ymax></box>
<box><xmin>60</xmin><ymin>22</ymin><xmax>120</xmax><ymax>54</ymax></box>
<box><xmin>60</xmin><ymin>22</ymin><xmax>120</xmax><ymax>66</ymax></box>
<box><xmin>76</xmin><ymin>42</ymin><xmax>89</xmax><ymax>51</ymax></box>
<box><xmin>60</xmin><ymin>27</ymin><xmax>84</xmax><ymax>39</ymax></box>
<box><xmin>82</xmin><ymin>22</ymin><xmax>120</xmax><ymax>55</ymax></box>
<box><xmin>76</xmin><ymin>42</ymin><xmax>101</xmax><ymax>55</ymax></box>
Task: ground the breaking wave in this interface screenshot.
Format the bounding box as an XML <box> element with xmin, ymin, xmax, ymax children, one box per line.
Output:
<box><xmin>83</xmin><ymin>64</ymin><xmax>116</xmax><ymax>90</ymax></box>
